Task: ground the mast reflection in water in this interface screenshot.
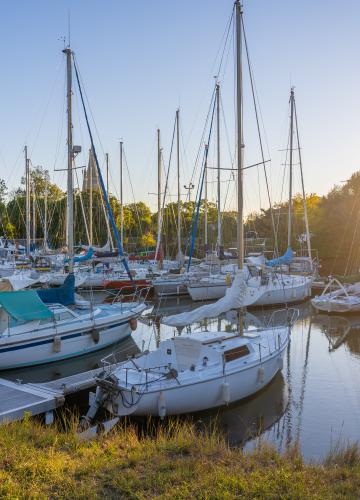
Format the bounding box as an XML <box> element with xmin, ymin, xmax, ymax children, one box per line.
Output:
<box><xmin>2</xmin><ymin>298</ymin><xmax>360</xmax><ymax>460</ymax></box>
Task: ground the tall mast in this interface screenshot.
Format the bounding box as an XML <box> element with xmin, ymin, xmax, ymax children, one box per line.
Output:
<box><xmin>155</xmin><ymin>128</ymin><xmax>162</xmax><ymax>259</ymax></box>
<box><xmin>157</xmin><ymin>129</ymin><xmax>161</xmax><ymax>245</ymax></box>
<box><xmin>288</xmin><ymin>87</ymin><xmax>295</xmax><ymax>249</ymax></box>
<box><xmin>44</xmin><ymin>169</ymin><xmax>48</xmax><ymax>250</ymax></box>
<box><xmin>216</xmin><ymin>82</ymin><xmax>221</xmax><ymax>252</ymax></box>
<box><xmin>63</xmin><ymin>46</ymin><xmax>74</xmax><ymax>272</ymax></box>
<box><xmin>106</xmin><ymin>153</ymin><xmax>109</xmax><ymax>197</ymax></box>
<box><xmin>176</xmin><ymin>109</ymin><xmax>181</xmax><ymax>259</ymax></box>
<box><xmin>119</xmin><ymin>141</ymin><xmax>124</xmax><ymax>247</ymax></box>
<box><xmin>89</xmin><ymin>148</ymin><xmax>93</xmax><ymax>246</ymax></box>
<box><xmin>235</xmin><ymin>0</ymin><xmax>244</xmax><ymax>270</ymax></box>
<box><xmin>294</xmin><ymin>92</ymin><xmax>313</xmax><ymax>269</ymax></box>
<box><xmin>25</xmin><ymin>146</ymin><xmax>30</xmax><ymax>255</ymax></box>
<box><xmin>32</xmin><ymin>176</ymin><xmax>36</xmax><ymax>246</ymax></box>
<box><xmin>106</xmin><ymin>152</ymin><xmax>111</xmax><ymax>247</ymax></box>
<box><xmin>204</xmin><ymin>144</ymin><xmax>208</xmax><ymax>253</ymax></box>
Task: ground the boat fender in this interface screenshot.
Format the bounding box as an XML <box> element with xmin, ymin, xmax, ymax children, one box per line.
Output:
<box><xmin>225</xmin><ymin>273</ymin><xmax>232</xmax><ymax>286</ymax></box>
<box><xmin>129</xmin><ymin>318</ymin><xmax>137</xmax><ymax>331</ymax></box>
<box><xmin>158</xmin><ymin>391</ymin><xmax>166</xmax><ymax>419</ymax></box>
<box><xmin>92</xmin><ymin>329</ymin><xmax>100</xmax><ymax>344</ymax></box>
<box><xmin>53</xmin><ymin>335</ymin><xmax>61</xmax><ymax>353</ymax></box>
<box><xmin>257</xmin><ymin>366</ymin><xmax>265</xmax><ymax>383</ymax></box>
<box><xmin>221</xmin><ymin>382</ymin><xmax>230</xmax><ymax>404</ymax></box>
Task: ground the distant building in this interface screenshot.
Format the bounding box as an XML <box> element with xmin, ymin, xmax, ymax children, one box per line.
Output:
<box><xmin>82</xmin><ymin>148</ymin><xmax>100</xmax><ymax>193</ymax></box>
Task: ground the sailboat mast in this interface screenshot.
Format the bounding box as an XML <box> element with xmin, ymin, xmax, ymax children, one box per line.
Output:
<box><xmin>288</xmin><ymin>87</ymin><xmax>295</xmax><ymax>248</ymax></box>
<box><xmin>176</xmin><ymin>109</ymin><xmax>181</xmax><ymax>258</ymax></box>
<box><xmin>204</xmin><ymin>144</ymin><xmax>208</xmax><ymax>253</ymax></box>
<box><xmin>32</xmin><ymin>177</ymin><xmax>36</xmax><ymax>247</ymax></box>
<box><xmin>63</xmin><ymin>47</ymin><xmax>74</xmax><ymax>272</ymax></box>
<box><xmin>25</xmin><ymin>146</ymin><xmax>31</xmax><ymax>255</ymax></box>
<box><xmin>106</xmin><ymin>153</ymin><xmax>109</xmax><ymax>197</ymax></box>
<box><xmin>89</xmin><ymin>148</ymin><xmax>93</xmax><ymax>246</ymax></box>
<box><xmin>157</xmin><ymin>129</ymin><xmax>161</xmax><ymax>245</ymax></box>
<box><xmin>216</xmin><ymin>82</ymin><xmax>221</xmax><ymax>252</ymax></box>
<box><xmin>119</xmin><ymin>141</ymin><xmax>124</xmax><ymax>247</ymax></box>
<box><xmin>44</xmin><ymin>170</ymin><xmax>48</xmax><ymax>250</ymax></box>
<box><xmin>294</xmin><ymin>93</ymin><xmax>313</xmax><ymax>269</ymax></box>
<box><xmin>235</xmin><ymin>0</ymin><xmax>244</xmax><ymax>270</ymax></box>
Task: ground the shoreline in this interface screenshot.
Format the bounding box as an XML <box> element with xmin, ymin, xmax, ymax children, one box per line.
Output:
<box><xmin>1</xmin><ymin>416</ymin><xmax>359</xmax><ymax>498</ymax></box>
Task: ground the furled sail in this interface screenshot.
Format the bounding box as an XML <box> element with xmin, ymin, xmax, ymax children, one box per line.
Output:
<box><xmin>266</xmin><ymin>247</ymin><xmax>293</xmax><ymax>267</ymax></box>
<box><xmin>37</xmin><ymin>273</ymin><xmax>75</xmax><ymax>306</ymax></box>
<box><xmin>162</xmin><ymin>271</ymin><xmax>261</xmax><ymax>327</ymax></box>
<box><xmin>65</xmin><ymin>247</ymin><xmax>94</xmax><ymax>263</ymax></box>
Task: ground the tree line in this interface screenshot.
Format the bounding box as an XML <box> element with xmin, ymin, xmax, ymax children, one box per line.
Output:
<box><xmin>1</xmin><ymin>166</ymin><xmax>360</xmax><ymax>274</ymax></box>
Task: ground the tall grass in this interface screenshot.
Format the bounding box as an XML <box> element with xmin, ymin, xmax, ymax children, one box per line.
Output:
<box><xmin>0</xmin><ymin>416</ymin><xmax>359</xmax><ymax>498</ymax></box>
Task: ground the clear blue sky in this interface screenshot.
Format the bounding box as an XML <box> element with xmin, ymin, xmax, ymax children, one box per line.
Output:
<box><xmin>0</xmin><ymin>0</ymin><xmax>359</xmax><ymax>214</ymax></box>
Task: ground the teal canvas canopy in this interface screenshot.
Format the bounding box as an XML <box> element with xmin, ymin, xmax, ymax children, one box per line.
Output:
<box><xmin>0</xmin><ymin>290</ymin><xmax>53</xmax><ymax>321</ymax></box>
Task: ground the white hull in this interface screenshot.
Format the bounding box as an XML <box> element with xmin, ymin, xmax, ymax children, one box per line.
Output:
<box><xmin>106</xmin><ymin>350</ymin><xmax>285</xmax><ymax>416</ymax></box>
<box><xmin>153</xmin><ymin>279</ymin><xmax>189</xmax><ymax>297</ymax></box>
<box><xmin>311</xmin><ymin>279</ymin><xmax>360</xmax><ymax>313</ymax></box>
<box><xmin>0</xmin><ymin>304</ymin><xmax>145</xmax><ymax>370</ymax></box>
<box><xmin>188</xmin><ymin>276</ymin><xmax>312</xmax><ymax>306</ymax></box>
<box><xmin>0</xmin><ymin>323</ymin><xmax>130</xmax><ymax>370</ymax></box>
<box><xmin>86</xmin><ymin>327</ymin><xmax>290</xmax><ymax>419</ymax></box>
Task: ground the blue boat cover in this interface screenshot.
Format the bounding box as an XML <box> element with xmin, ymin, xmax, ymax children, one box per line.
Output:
<box><xmin>65</xmin><ymin>247</ymin><xmax>93</xmax><ymax>263</ymax></box>
<box><xmin>37</xmin><ymin>273</ymin><xmax>75</xmax><ymax>306</ymax></box>
<box><xmin>0</xmin><ymin>290</ymin><xmax>53</xmax><ymax>321</ymax></box>
<box><xmin>266</xmin><ymin>247</ymin><xmax>293</xmax><ymax>267</ymax></box>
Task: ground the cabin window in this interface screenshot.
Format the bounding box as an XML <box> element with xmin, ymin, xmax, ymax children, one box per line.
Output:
<box><xmin>224</xmin><ymin>345</ymin><xmax>250</xmax><ymax>362</ymax></box>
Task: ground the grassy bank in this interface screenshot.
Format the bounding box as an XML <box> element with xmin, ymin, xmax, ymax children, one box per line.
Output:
<box><xmin>0</xmin><ymin>416</ymin><xmax>359</xmax><ymax>498</ymax></box>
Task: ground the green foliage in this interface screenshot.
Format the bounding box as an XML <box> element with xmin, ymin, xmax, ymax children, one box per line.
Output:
<box><xmin>3</xmin><ymin>168</ymin><xmax>360</xmax><ymax>273</ymax></box>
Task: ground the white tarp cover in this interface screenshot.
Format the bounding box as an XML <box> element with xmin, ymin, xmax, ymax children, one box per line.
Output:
<box><xmin>162</xmin><ymin>270</ymin><xmax>260</xmax><ymax>327</ymax></box>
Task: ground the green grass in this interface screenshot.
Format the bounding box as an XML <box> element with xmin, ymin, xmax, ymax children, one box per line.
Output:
<box><xmin>0</xmin><ymin>414</ymin><xmax>359</xmax><ymax>498</ymax></box>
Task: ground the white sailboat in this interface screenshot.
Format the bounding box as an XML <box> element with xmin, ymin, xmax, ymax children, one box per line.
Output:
<box><xmin>0</xmin><ymin>46</ymin><xmax>146</xmax><ymax>369</ymax></box>
<box><xmin>79</xmin><ymin>2</ymin><xmax>291</xmax><ymax>426</ymax></box>
<box><xmin>187</xmin><ymin>87</ymin><xmax>313</xmax><ymax>305</ymax></box>
<box><xmin>311</xmin><ymin>278</ymin><xmax>360</xmax><ymax>313</ymax></box>
<box><xmin>0</xmin><ymin>289</ymin><xmax>145</xmax><ymax>370</ymax></box>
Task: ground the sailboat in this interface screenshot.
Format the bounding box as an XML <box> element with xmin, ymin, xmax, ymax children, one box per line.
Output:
<box><xmin>79</xmin><ymin>2</ymin><xmax>291</xmax><ymax>425</ymax></box>
<box><xmin>187</xmin><ymin>88</ymin><xmax>313</xmax><ymax>304</ymax></box>
<box><xmin>311</xmin><ymin>278</ymin><xmax>360</xmax><ymax>313</ymax></box>
<box><xmin>0</xmin><ymin>46</ymin><xmax>147</xmax><ymax>369</ymax></box>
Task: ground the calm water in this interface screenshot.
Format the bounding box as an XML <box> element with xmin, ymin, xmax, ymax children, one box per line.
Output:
<box><xmin>3</xmin><ymin>298</ymin><xmax>360</xmax><ymax>461</ymax></box>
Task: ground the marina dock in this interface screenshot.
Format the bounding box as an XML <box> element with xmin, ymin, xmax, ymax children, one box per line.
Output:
<box><xmin>0</xmin><ymin>368</ymin><xmax>103</xmax><ymax>424</ymax></box>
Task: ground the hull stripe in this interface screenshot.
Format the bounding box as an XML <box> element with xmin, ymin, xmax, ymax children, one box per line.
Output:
<box><xmin>0</xmin><ymin>320</ymin><xmax>129</xmax><ymax>353</ymax></box>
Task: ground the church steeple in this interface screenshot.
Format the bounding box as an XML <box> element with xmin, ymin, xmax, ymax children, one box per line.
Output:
<box><xmin>82</xmin><ymin>148</ymin><xmax>100</xmax><ymax>192</ymax></box>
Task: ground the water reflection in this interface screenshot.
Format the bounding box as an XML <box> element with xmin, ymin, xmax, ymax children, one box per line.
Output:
<box><xmin>3</xmin><ymin>337</ymin><xmax>140</xmax><ymax>384</ymax></box>
<box><xmin>1</xmin><ymin>297</ymin><xmax>360</xmax><ymax>460</ymax></box>
<box><xmin>201</xmin><ymin>372</ymin><xmax>287</xmax><ymax>447</ymax></box>
<box><xmin>312</xmin><ymin>314</ymin><xmax>360</xmax><ymax>356</ymax></box>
